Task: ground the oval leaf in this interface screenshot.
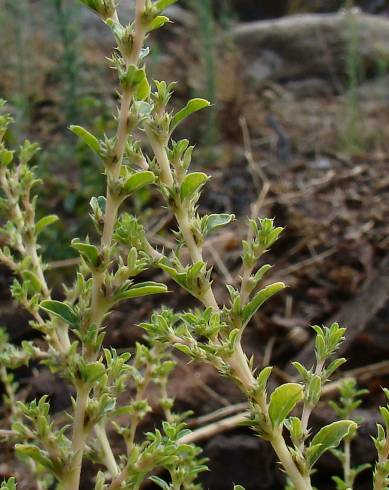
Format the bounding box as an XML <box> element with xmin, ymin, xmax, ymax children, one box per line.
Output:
<box><xmin>70</xmin><ymin>125</ymin><xmax>100</xmax><ymax>155</ymax></box>
<box><xmin>155</xmin><ymin>0</ymin><xmax>178</xmax><ymax>10</ymax></box>
<box><xmin>243</xmin><ymin>282</ymin><xmax>285</xmax><ymax>327</ymax></box>
<box><xmin>71</xmin><ymin>240</ymin><xmax>99</xmax><ymax>267</ymax></box>
<box><xmin>171</xmin><ymin>98</ymin><xmax>210</xmax><ymax>132</ymax></box>
<box><xmin>269</xmin><ymin>383</ymin><xmax>303</xmax><ymax>428</ymax></box>
<box><xmin>15</xmin><ymin>444</ymin><xmax>54</xmax><ymax>471</ymax></box>
<box><xmin>40</xmin><ymin>300</ymin><xmax>78</xmax><ymax>326</ymax></box>
<box><xmin>148</xmin><ymin>15</ymin><xmax>170</xmax><ymax>32</ymax></box>
<box><xmin>116</xmin><ymin>282</ymin><xmax>168</xmax><ymax>301</ymax></box>
<box><xmin>35</xmin><ymin>215</ymin><xmax>59</xmax><ymax>236</ymax></box>
<box><xmin>81</xmin><ymin>361</ymin><xmax>106</xmax><ymax>384</ymax></box>
<box><xmin>123</xmin><ymin>171</ymin><xmax>155</xmax><ymax>194</ymax></box>
<box><xmin>136</xmin><ymin>75</ymin><xmax>151</xmax><ymax>100</ymax></box>
<box><xmin>202</xmin><ymin>213</ymin><xmax>235</xmax><ymax>236</ymax></box>
<box><xmin>180</xmin><ymin>172</ymin><xmax>208</xmax><ymax>201</ymax></box>
<box><xmin>22</xmin><ymin>270</ymin><xmax>42</xmax><ymax>292</ymax></box>
<box><xmin>307</xmin><ymin>420</ymin><xmax>357</xmax><ymax>467</ymax></box>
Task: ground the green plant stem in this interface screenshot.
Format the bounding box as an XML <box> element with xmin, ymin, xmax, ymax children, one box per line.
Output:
<box><xmin>0</xmin><ymin>428</ymin><xmax>18</xmax><ymax>438</ymax></box>
<box><xmin>298</xmin><ymin>359</ymin><xmax>325</xmax><ymax>453</ymax></box>
<box><xmin>344</xmin><ymin>437</ymin><xmax>351</xmax><ymax>486</ymax></box>
<box><xmin>101</xmin><ymin>91</ymin><xmax>131</xmax><ymax>248</ymax></box>
<box><xmin>90</xmin><ymin>269</ymin><xmax>106</xmax><ymax>327</ymax></box>
<box><xmin>146</xmin><ymin>139</ymin><xmax>255</xmax><ymax>391</ymax></box>
<box><xmin>94</xmin><ymin>423</ymin><xmax>119</xmax><ymax>477</ymax></box>
<box><xmin>146</xmin><ymin>130</ymin><xmax>312</xmax><ymax>490</ymax></box>
<box><xmin>126</xmin><ymin>360</ymin><xmax>154</xmax><ymax>455</ymax></box>
<box><xmin>0</xmin><ymin>170</ymin><xmax>71</xmax><ymax>353</ymax></box>
<box><xmin>240</xmin><ymin>264</ymin><xmax>253</xmax><ymax>305</ymax></box>
<box><xmin>271</xmin><ymin>430</ymin><xmax>312</xmax><ymax>490</ymax></box>
<box><xmin>228</xmin><ymin>342</ymin><xmax>255</xmax><ymax>387</ymax></box>
<box><xmin>101</xmin><ymin>0</ymin><xmax>146</xmax><ymax>248</ymax></box>
<box><xmin>64</xmin><ymin>4</ymin><xmax>148</xmax><ymax>487</ymax></box>
<box><xmin>146</xmin><ymin>133</ymin><xmax>174</xmax><ymax>188</ymax></box>
<box><xmin>62</xmin><ymin>5</ymin><xmax>148</xmax><ymax>488</ymax></box>
<box><xmin>64</xmin><ymin>386</ymin><xmax>89</xmax><ymax>490</ymax></box>
<box><xmin>374</xmin><ymin>436</ymin><xmax>389</xmax><ymax>490</ymax></box>
<box><xmin>0</xmin><ymin>365</ymin><xmax>42</xmax><ymax>489</ymax></box>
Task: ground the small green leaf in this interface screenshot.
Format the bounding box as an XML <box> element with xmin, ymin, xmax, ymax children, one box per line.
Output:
<box><xmin>253</xmin><ymin>264</ymin><xmax>272</xmax><ymax>283</ymax></box>
<box><xmin>0</xmin><ymin>148</ymin><xmax>14</xmax><ymax>166</ymax></box>
<box><xmin>155</xmin><ymin>0</ymin><xmax>178</xmax><ymax>10</ymax></box>
<box><xmin>149</xmin><ymin>476</ymin><xmax>170</xmax><ymax>490</ymax></box>
<box><xmin>307</xmin><ymin>420</ymin><xmax>357</xmax><ymax>467</ymax></box>
<box><xmin>202</xmin><ymin>213</ymin><xmax>235</xmax><ymax>236</ymax></box>
<box><xmin>136</xmin><ymin>75</ymin><xmax>151</xmax><ymax>100</ymax></box>
<box><xmin>171</xmin><ymin>98</ymin><xmax>210</xmax><ymax>132</ymax></box>
<box><xmin>173</xmin><ymin>344</ymin><xmax>193</xmax><ymax>357</ymax></box>
<box><xmin>255</xmin><ymin>366</ymin><xmax>273</xmax><ymax>392</ymax></box>
<box><xmin>324</xmin><ymin>358</ymin><xmax>347</xmax><ymax>378</ymax></box>
<box><xmin>180</xmin><ymin>172</ymin><xmax>208</xmax><ymax>200</ymax></box>
<box><xmin>22</xmin><ymin>271</ymin><xmax>42</xmax><ymax>292</ymax></box>
<box><xmin>306</xmin><ymin>374</ymin><xmax>322</xmax><ymax>405</ymax></box>
<box><xmin>69</xmin><ymin>125</ymin><xmax>100</xmax><ymax>155</ymax></box>
<box><xmin>120</xmin><ymin>65</ymin><xmax>149</xmax><ymax>95</ymax></box>
<box><xmin>268</xmin><ymin>383</ymin><xmax>303</xmax><ymax>428</ymax></box>
<box><xmin>286</xmin><ymin>416</ymin><xmax>303</xmax><ymax>445</ymax></box>
<box><xmin>242</xmin><ymin>282</ymin><xmax>285</xmax><ymax>327</ymax></box>
<box><xmin>123</xmin><ymin>171</ymin><xmax>155</xmax><ymax>194</ymax></box>
<box><xmin>116</xmin><ymin>282</ymin><xmax>168</xmax><ymax>301</ymax></box>
<box><xmin>71</xmin><ymin>240</ymin><xmax>100</xmax><ymax>268</ymax></box>
<box><xmin>81</xmin><ymin>361</ymin><xmax>106</xmax><ymax>383</ymax></box>
<box><xmin>148</xmin><ymin>15</ymin><xmax>170</xmax><ymax>32</ymax></box>
<box><xmin>40</xmin><ymin>300</ymin><xmax>78</xmax><ymax>326</ymax></box>
<box><xmin>15</xmin><ymin>444</ymin><xmax>55</xmax><ymax>472</ymax></box>
<box><xmin>35</xmin><ymin>215</ymin><xmax>59</xmax><ymax>236</ymax></box>
<box><xmin>292</xmin><ymin>361</ymin><xmax>310</xmax><ymax>382</ymax></box>
<box><xmin>0</xmin><ymin>477</ymin><xmax>16</xmax><ymax>490</ymax></box>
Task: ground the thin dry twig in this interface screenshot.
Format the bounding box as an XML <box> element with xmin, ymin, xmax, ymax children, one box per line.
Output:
<box><xmin>180</xmin><ymin>360</ymin><xmax>389</xmax><ymax>445</ymax></box>
<box><xmin>179</xmin><ymin>411</ymin><xmax>249</xmax><ymax>445</ymax></box>
<box><xmin>239</xmin><ymin>116</ymin><xmax>271</xmax><ymax>225</ymax></box>
<box><xmin>188</xmin><ymin>402</ymin><xmax>249</xmax><ymax>428</ymax></box>
<box><xmin>276</xmin><ymin>246</ymin><xmax>337</xmax><ymax>278</ymax></box>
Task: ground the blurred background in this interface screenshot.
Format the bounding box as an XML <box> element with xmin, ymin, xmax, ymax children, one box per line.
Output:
<box><xmin>1</xmin><ymin>0</ymin><xmax>389</xmax><ymax>488</ymax></box>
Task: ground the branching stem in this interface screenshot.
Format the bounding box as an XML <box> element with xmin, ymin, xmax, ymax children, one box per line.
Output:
<box><xmin>146</xmin><ymin>124</ymin><xmax>313</xmax><ymax>490</ymax></box>
<box><xmin>63</xmin><ymin>387</ymin><xmax>89</xmax><ymax>490</ymax></box>
<box><xmin>95</xmin><ymin>423</ymin><xmax>119</xmax><ymax>478</ymax></box>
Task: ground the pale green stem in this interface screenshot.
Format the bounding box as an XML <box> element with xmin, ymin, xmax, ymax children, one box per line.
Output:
<box><xmin>26</xmin><ymin>242</ymin><xmax>50</xmax><ymax>298</ymax></box>
<box><xmin>146</xmin><ymin>130</ymin><xmax>312</xmax><ymax>490</ymax></box>
<box><xmin>228</xmin><ymin>341</ymin><xmax>256</xmax><ymax>389</ymax></box>
<box><xmin>68</xmin><ymin>3</ymin><xmax>147</xmax><ymax>488</ymax></box>
<box><xmin>145</xmin><ymin>132</ymin><xmax>174</xmax><ymax>188</ymax></box>
<box><xmin>101</xmin><ymin>0</ymin><xmax>146</xmax><ymax>248</ymax></box>
<box><xmin>374</xmin><ymin>435</ymin><xmax>389</xmax><ymax>490</ymax></box>
<box><xmin>95</xmin><ymin>423</ymin><xmax>119</xmax><ymax>478</ymax></box>
<box><xmin>240</xmin><ymin>263</ymin><xmax>253</xmax><ymax>305</ymax></box>
<box><xmin>0</xmin><ymin>429</ymin><xmax>18</xmax><ymax>438</ymax></box>
<box><xmin>90</xmin><ymin>270</ymin><xmax>106</xmax><ymax>327</ymax></box>
<box><xmin>0</xmin><ymin>170</ymin><xmax>71</xmax><ymax>352</ymax></box>
<box><xmin>298</xmin><ymin>359</ymin><xmax>325</xmax><ymax>453</ymax></box>
<box><xmin>63</xmin><ymin>387</ymin><xmax>89</xmax><ymax>490</ymax></box>
<box><xmin>271</xmin><ymin>430</ymin><xmax>313</xmax><ymax>490</ymax></box>
<box><xmin>344</xmin><ymin>437</ymin><xmax>351</xmax><ymax>487</ymax></box>
<box><xmin>101</xmin><ymin>194</ymin><xmax>121</xmax><ymax>249</ymax></box>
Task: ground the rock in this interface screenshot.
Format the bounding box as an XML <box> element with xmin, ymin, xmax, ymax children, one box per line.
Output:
<box><xmin>231</xmin><ymin>12</ymin><xmax>389</xmax><ymax>84</ymax></box>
